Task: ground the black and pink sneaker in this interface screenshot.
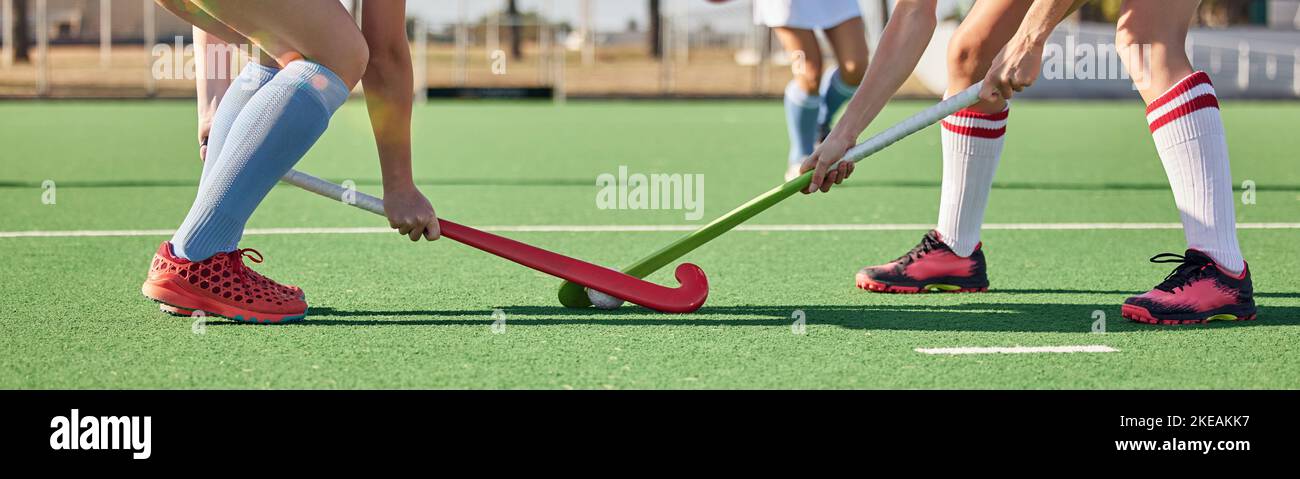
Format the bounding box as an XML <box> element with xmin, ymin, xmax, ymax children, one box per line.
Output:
<box><xmin>855</xmin><ymin>230</ymin><xmax>989</xmax><ymax>294</ymax></box>
<box><xmin>1122</xmin><ymin>250</ymin><xmax>1256</xmax><ymax>325</ymax></box>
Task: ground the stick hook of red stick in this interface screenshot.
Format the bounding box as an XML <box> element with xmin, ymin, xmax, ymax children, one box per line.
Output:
<box><xmin>280</xmin><ymin>169</ymin><xmax>709</xmax><ymax>313</ymax></box>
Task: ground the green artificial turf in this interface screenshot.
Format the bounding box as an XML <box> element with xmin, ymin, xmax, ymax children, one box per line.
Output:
<box><xmin>1</xmin><ymin>99</ymin><xmax>1298</xmax><ymax>389</ymax></box>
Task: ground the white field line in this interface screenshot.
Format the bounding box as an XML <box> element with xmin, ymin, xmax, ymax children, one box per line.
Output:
<box><xmin>915</xmin><ymin>345</ymin><xmax>1119</xmax><ymax>355</ymax></box>
<box><xmin>2</xmin><ymin>222</ymin><xmax>1300</xmax><ymax>239</ymax></box>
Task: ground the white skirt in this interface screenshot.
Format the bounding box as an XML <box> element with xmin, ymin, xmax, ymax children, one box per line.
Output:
<box><xmin>753</xmin><ymin>0</ymin><xmax>862</xmax><ymax>30</ymax></box>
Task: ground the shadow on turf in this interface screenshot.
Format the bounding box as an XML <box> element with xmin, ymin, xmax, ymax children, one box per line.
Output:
<box><xmin>0</xmin><ymin>178</ymin><xmax>593</xmax><ymax>189</ymax></box>
<box><xmin>207</xmin><ymin>304</ymin><xmax>1300</xmax><ymax>333</ymax></box>
<box><xmin>833</xmin><ymin>180</ymin><xmax>1300</xmax><ymax>193</ymax></box>
<box><xmin>995</xmin><ymin>288</ymin><xmax>1300</xmax><ymax>299</ymax></box>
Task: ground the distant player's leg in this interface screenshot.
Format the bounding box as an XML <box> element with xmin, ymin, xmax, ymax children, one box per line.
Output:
<box><xmin>1116</xmin><ymin>0</ymin><xmax>1255</xmax><ymax>325</ymax></box>
<box><xmin>856</xmin><ymin>0</ymin><xmax>1031</xmax><ymax>294</ymax></box>
<box><xmin>818</xmin><ymin>16</ymin><xmax>868</xmax><ymax>143</ymax></box>
<box><xmin>773</xmin><ymin>27</ymin><xmax>823</xmax><ymax>181</ymax></box>
<box><xmin>143</xmin><ymin>0</ymin><xmax>368</xmax><ymax>323</ymax></box>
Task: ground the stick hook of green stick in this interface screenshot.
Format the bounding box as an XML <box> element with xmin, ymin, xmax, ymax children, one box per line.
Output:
<box><xmin>557</xmin><ymin>82</ymin><xmax>985</xmax><ymax>308</ymax></box>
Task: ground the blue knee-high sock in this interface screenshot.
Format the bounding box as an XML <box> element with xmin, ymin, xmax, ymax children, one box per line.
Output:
<box><xmin>784</xmin><ymin>81</ymin><xmax>820</xmax><ymax>166</ymax></box>
<box><xmin>172</xmin><ymin>61</ymin><xmax>351</xmax><ymax>261</ymax></box>
<box><xmin>201</xmin><ymin>62</ymin><xmax>281</xmax><ymax>183</ymax></box>
<box><xmin>817</xmin><ymin>68</ymin><xmax>857</xmax><ymax>133</ymax></box>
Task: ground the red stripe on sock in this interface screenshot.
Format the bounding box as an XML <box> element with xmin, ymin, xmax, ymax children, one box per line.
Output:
<box><xmin>941</xmin><ymin>121</ymin><xmax>1006</xmax><ymax>139</ymax></box>
<box><xmin>951</xmin><ymin>108</ymin><xmax>1009</xmax><ymax>121</ymax></box>
<box><xmin>1147</xmin><ymin>71</ymin><xmax>1213</xmax><ymax>114</ymax></box>
<box><xmin>1147</xmin><ymin>94</ymin><xmax>1220</xmax><ymax>133</ymax></box>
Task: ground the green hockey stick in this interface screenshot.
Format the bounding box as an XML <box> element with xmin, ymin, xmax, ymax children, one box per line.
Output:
<box><xmin>558</xmin><ymin>82</ymin><xmax>985</xmax><ymax>308</ymax></box>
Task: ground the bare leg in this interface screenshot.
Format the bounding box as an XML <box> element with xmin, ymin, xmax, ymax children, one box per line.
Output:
<box><xmin>1116</xmin><ymin>0</ymin><xmax>1195</xmax><ymax>101</ymax></box>
<box><xmin>930</xmin><ymin>0</ymin><xmax>1031</xmax><ymax>257</ymax></box>
<box><xmin>772</xmin><ymin>27</ymin><xmax>823</xmax><ymax>94</ymax></box>
<box><xmin>946</xmin><ymin>0</ymin><xmax>1032</xmax><ymax>112</ymax></box>
<box><xmin>169</xmin><ymin>0</ymin><xmax>363</xmax><ymax>261</ymax></box>
<box><xmin>817</xmin><ymin>17</ymin><xmax>869</xmax><ymax>142</ymax></box>
<box><xmin>773</xmin><ymin>27</ymin><xmax>824</xmax><ymax>174</ymax></box>
<box><xmin>189</xmin><ymin>0</ymin><xmax>369</xmax><ymax>86</ymax></box>
<box><xmin>1117</xmin><ymin>0</ymin><xmax>1245</xmax><ymax>273</ymax></box>
<box><xmin>822</xmin><ymin>17</ymin><xmax>868</xmax><ymax>86</ymax></box>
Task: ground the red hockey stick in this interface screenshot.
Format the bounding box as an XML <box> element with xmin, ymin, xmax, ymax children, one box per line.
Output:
<box><xmin>279</xmin><ymin>169</ymin><xmax>708</xmax><ymax>313</ymax></box>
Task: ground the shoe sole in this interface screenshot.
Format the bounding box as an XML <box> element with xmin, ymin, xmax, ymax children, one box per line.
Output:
<box><xmin>1121</xmin><ymin>304</ymin><xmax>1257</xmax><ymax>325</ymax></box>
<box><xmin>143</xmin><ymin>280</ymin><xmax>307</xmax><ymax>324</ymax></box>
<box><xmin>160</xmin><ymin>292</ymin><xmax>305</xmax><ymax>317</ymax></box>
<box><xmin>152</xmin><ymin>299</ymin><xmax>306</xmax><ymax>324</ymax></box>
<box><xmin>856</xmin><ymin>276</ymin><xmax>988</xmax><ymax>294</ymax></box>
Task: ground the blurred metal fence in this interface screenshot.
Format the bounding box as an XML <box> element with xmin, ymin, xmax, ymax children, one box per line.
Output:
<box><xmin>0</xmin><ymin>0</ymin><xmax>813</xmax><ymax>99</ymax></box>
<box><xmin>408</xmin><ymin>0</ymin><xmax>796</xmax><ymax>99</ymax></box>
<box><xmin>1</xmin><ymin>0</ymin><xmax>1297</xmax><ymax>99</ymax></box>
<box><xmin>1009</xmin><ymin>20</ymin><xmax>1300</xmax><ymax>99</ymax></box>
<box><xmin>0</xmin><ymin>0</ymin><xmax>195</xmax><ymax>97</ymax></box>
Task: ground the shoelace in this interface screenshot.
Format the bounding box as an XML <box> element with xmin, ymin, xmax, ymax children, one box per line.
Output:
<box><xmin>237</xmin><ymin>248</ymin><xmax>264</xmax><ymax>264</ymax></box>
<box><xmin>1149</xmin><ymin>252</ymin><xmax>1212</xmax><ymax>292</ymax></box>
<box><xmin>895</xmin><ymin>234</ymin><xmax>943</xmax><ymax>264</ymax></box>
<box><xmin>226</xmin><ymin>248</ymin><xmax>270</xmax><ymax>286</ymax></box>
<box><xmin>233</xmin><ymin>249</ymin><xmax>300</xmax><ymax>295</ymax></box>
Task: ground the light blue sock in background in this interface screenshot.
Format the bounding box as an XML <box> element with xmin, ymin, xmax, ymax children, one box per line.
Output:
<box><xmin>172</xmin><ymin>61</ymin><xmax>351</xmax><ymax>261</ymax></box>
<box><xmin>784</xmin><ymin>81</ymin><xmax>820</xmax><ymax>166</ymax></box>
<box><xmin>817</xmin><ymin>68</ymin><xmax>857</xmax><ymax>137</ymax></box>
<box><xmin>201</xmin><ymin>62</ymin><xmax>280</xmax><ymax>183</ymax></box>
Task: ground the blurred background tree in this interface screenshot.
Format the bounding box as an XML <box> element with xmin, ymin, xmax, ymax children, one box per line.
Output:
<box><xmin>10</xmin><ymin>0</ymin><xmax>31</xmax><ymax>63</ymax></box>
<box><xmin>1078</xmin><ymin>0</ymin><xmax>1269</xmax><ymax>25</ymax></box>
<box><xmin>506</xmin><ymin>0</ymin><xmax>522</xmax><ymax>60</ymax></box>
<box><xmin>1195</xmin><ymin>0</ymin><xmax>1269</xmax><ymax>26</ymax></box>
<box><xmin>648</xmin><ymin>0</ymin><xmax>661</xmax><ymax>58</ymax></box>
<box><xmin>1077</xmin><ymin>0</ymin><xmax>1123</xmax><ymax>22</ymax></box>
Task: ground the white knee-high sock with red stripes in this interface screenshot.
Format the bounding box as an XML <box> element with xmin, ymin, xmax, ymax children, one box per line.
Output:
<box><xmin>1145</xmin><ymin>71</ymin><xmax>1245</xmax><ymax>274</ymax></box>
<box><xmin>936</xmin><ymin>106</ymin><xmax>1009</xmax><ymax>257</ymax></box>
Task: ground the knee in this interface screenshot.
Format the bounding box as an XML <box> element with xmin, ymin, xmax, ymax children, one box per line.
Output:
<box><xmin>1113</xmin><ymin>26</ymin><xmax>1142</xmax><ymax>73</ymax></box>
<box><xmin>330</xmin><ymin>39</ymin><xmax>370</xmax><ymax>87</ymax></box>
<box><xmin>1113</xmin><ymin>21</ymin><xmax>1147</xmax><ymax>59</ymax></box>
<box><xmin>1116</xmin><ymin>18</ymin><xmax>1184</xmax><ymax>56</ymax></box>
<box><xmin>1115</xmin><ymin>22</ymin><xmax>1183</xmax><ymax>78</ymax></box>
<box><xmin>837</xmin><ymin>58</ymin><xmax>866</xmax><ymax>86</ymax></box>
<box><xmin>293</xmin><ymin>32</ymin><xmax>370</xmax><ymax>87</ymax></box>
<box><xmin>946</xmin><ymin>31</ymin><xmax>986</xmax><ymax>81</ymax></box>
<box><xmin>793</xmin><ymin>58</ymin><xmax>822</xmax><ymax>94</ymax></box>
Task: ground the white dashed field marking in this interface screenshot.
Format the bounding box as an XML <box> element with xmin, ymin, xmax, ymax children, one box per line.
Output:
<box><xmin>2</xmin><ymin>222</ymin><xmax>1299</xmax><ymax>238</ymax></box>
<box><xmin>915</xmin><ymin>345</ymin><xmax>1119</xmax><ymax>355</ymax></box>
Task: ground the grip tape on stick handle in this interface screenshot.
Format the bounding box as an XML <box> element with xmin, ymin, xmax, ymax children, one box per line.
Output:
<box><xmin>280</xmin><ymin>169</ymin><xmax>386</xmax><ymax>216</ymax></box>
<box><xmin>831</xmin><ymin>81</ymin><xmax>983</xmax><ymax>170</ymax></box>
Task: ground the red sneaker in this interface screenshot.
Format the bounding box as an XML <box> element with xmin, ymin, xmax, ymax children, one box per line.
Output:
<box><xmin>141</xmin><ymin>242</ymin><xmax>308</xmax><ymax>323</ymax></box>
<box><xmin>159</xmin><ymin>267</ymin><xmax>304</xmax><ymax>316</ymax></box>
<box><xmin>855</xmin><ymin>230</ymin><xmax>989</xmax><ymax>293</ymax></box>
<box><xmin>1122</xmin><ymin>250</ymin><xmax>1256</xmax><ymax>325</ymax></box>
